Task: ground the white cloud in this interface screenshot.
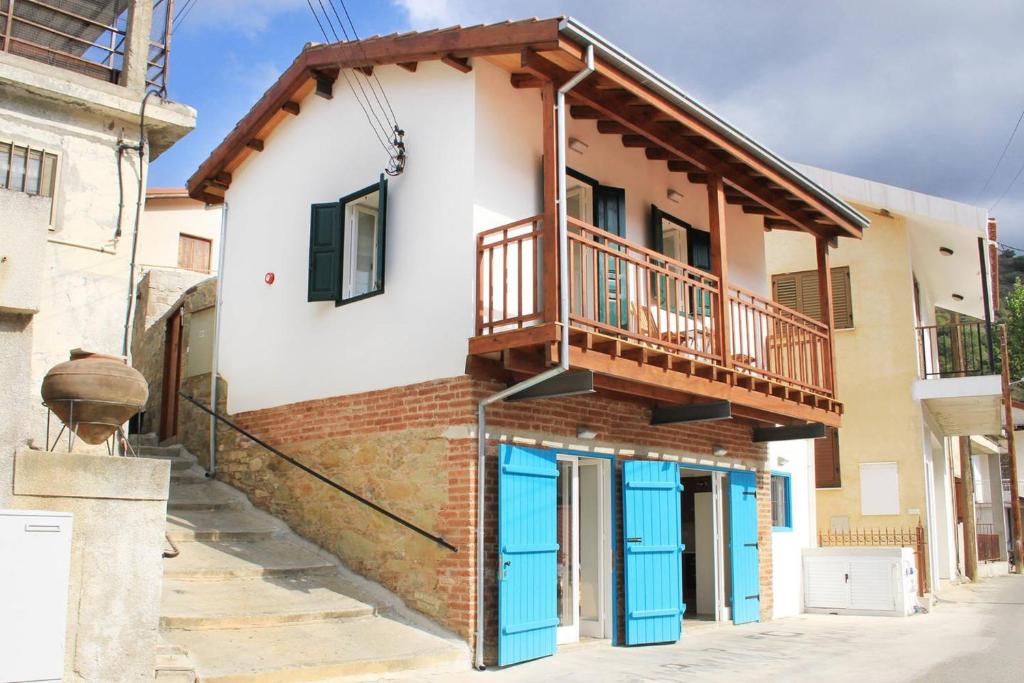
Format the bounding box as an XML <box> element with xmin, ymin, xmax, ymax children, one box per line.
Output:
<box><xmin>391</xmin><ymin>0</ymin><xmax>458</xmax><ymax>28</ymax></box>
<box><xmin>186</xmin><ymin>0</ymin><xmax>309</xmax><ymax>36</ymax></box>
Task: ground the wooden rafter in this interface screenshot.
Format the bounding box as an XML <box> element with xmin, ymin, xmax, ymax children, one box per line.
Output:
<box><xmin>441</xmin><ymin>54</ymin><xmax>472</xmax><ymax>73</ymax></box>
<box><xmin>282</xmin><ymin>101</ymin><xmax>300</xmax><ymax>115</ymax></box>
<box><xmin>397</xmin><ymin>61</ymin><xmax>418</xmax><ymax>72</ymax></box>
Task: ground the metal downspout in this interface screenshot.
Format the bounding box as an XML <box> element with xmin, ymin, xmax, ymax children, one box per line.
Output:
<box><xmin>208</xmin><ymin>202</ymin><xmax>228</xmax><ymax>477</ymax></box>
<box><xmin>473</xmin><ymin>44</ymin><xmax>594</xmax><ymax>671</ymax></box>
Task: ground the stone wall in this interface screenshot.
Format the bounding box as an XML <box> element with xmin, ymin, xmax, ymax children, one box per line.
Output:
<box><xmin>217</xmin><ymin>374</ymin><xmax>773</xmax><ymax>663</ymax></box>
<box><xmin>131</xmin><ymin>272</ymin><xmax>216</xmax><ymax>442</ymax></box>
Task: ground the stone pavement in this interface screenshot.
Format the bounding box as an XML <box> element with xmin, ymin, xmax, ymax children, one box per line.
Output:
<box><xmin>375</xmin><ymin>574</ymin><xmax>1024</xmax><ymax>682</ymax></box>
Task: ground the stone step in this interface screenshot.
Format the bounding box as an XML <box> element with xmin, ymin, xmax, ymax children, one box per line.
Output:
<box><xmin>161</xmin><ymin>575</ymin><xmax>375</xmax><ymax>629</ymax></box>
<box><xmin>167</xmin><ymin>481</ymin><xmax>246</xmax><ymax>511</ymax></box>
<box><xmin>162</xmin><ymin>616</ymin><xmax>464</xmax><ymax>682</ymax></box>
<box><xmin>166</xmin><ymin>509</ymin><xmax>279</xmax><ymax>542</ymax></box>
<box><xmin>154</xmin><ymin>638</ymin><xmax>196</xmax><ymax>682</ymax></box>
<box><xmin>170</xmin><ymin>469</ymin><xmax>208</xmax><ymax>484</ymax></box>
<box><xmin>162</xmin><ymin>538</ymin><xmax>336</xmax><ymax>580</ymax></box>
<box><xmin>129</xmin><ymin>432</ymin><xmax>159</xmax><ymax>448</ymax></box>
<box><xmin>139</xmin><ymin>446</ymin><xmax>195</xmax><ymax>471</ymax></box>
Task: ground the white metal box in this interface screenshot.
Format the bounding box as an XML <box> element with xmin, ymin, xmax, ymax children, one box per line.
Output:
<box><xmin>0</xmin><ymin>510</ymin><xmax>74</xmax><ymax>683</ymax></box>
<box><xmin>803</xmin><ymin>546</ymin><xmax>918</xmax><ymax>617</ymax></box>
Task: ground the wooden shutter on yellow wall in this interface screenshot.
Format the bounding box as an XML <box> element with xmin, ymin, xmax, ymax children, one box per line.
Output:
<box><xmin>771</xmin><ymin>266</ymin><xmax>853</xmax><ymax>329</ymax></box>
<box><xmin>831</xmin><ymin>266</ymin><xmax>853</xmax><ymax>329</ymax></box>
<box><xmin>815</xmin><ymin>427</ymin><xmax>841</xmax><ymax>488</ymax></box>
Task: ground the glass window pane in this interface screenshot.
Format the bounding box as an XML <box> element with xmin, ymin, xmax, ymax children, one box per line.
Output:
<box><xmin>351</xmin><ymin>208</ymin><xmax>376</xmax><ymax>296</ymax></box>
<box><xmin>10</xmin><ymin>146</ymin><xmax>26</xmax><ymax>192</ymax></box>
<box><xmin>26</xmin><ymin>150</ymin><xmax>42</xmax><ymax>194</ymax></box>
<box><xmin>0</xmin><ymin>143</ymin><xmax>9</xmax><ymax>189</ymax></box>
<box><xmin>771</xmin><ymin>475</ymin><xmax>788</xmax><ymax>527</ymax></box>
<box><xmin>40</xmin><ymin>154</ymin><xmax>57</xmax><ymax>197</ymax></box>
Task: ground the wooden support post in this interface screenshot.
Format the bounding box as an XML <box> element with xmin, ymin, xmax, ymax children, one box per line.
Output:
<box><xmin>707</xmin><ymin>174</ymin><xmax>731</xmax><ymax>367</ymax></box>
<box><xmin>816</xmin><ymin>237</ymin><xmax>837</xmax><ymax>395</ymax></box>
<box><xmin>1000</xmin><ymin>325</ymin><xmax>1024</xmax><ymax>572</ymax></box>
<box><xmin>541</xmin><ymin>82</ymin><xmax>559</xmax><ymax>327</ymax></box>
<box><xmin>959</xmin><ymin>435</ymin><xmax>979</xmax><ymax>581</ymax></box>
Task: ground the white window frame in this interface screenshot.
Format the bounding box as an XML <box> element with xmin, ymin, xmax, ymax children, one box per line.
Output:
<box><xmin>343</xmin><ymin>202</ymin><xmax>379</xmax><ymax>300</ymax></box>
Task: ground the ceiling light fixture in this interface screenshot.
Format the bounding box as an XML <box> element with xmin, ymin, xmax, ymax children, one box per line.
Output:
<box><xmin>568</xmin><ymin>137</ymin><xmax>588</xmax><ymax>154</ymax></box>
<box><xmin>667</xmin><ymin>189</ymin><xmax>684</xmax><ymax>204</ymax></box>
<box><xmin>577</xmin><ymin>426</ymin><xmax>598</xmax><ymax>440</ymax></box>
<box><xmin>712</xmin><ymin>445</ymin><xmax>728</xmax><ymax>457</ymax></box>
<box><xmin>939</xmin><ymin>246</ymin><xmax>954</xmax><ymax>256</ymax></box>
<box><xmin>952</xmin><ymin>293</ymin><xmax>964</xmax><ymax>302</ymax></box>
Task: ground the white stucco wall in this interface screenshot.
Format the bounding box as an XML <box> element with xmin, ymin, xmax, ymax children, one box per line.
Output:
<box><xmin>219</xmin><ymin>61</ymin><xmax>478</xmax><ymax>413</ymax></box>
<box><xmin>769</xmin><ymin>439</ymin><xmax>815</xmax><ymax>618</ymax></box>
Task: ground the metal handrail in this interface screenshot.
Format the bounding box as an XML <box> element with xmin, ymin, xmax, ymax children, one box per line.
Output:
<box><xmin>178</xmin><ymin>392</ymin><xmax>458</xmax><ymax>553</ymax></box>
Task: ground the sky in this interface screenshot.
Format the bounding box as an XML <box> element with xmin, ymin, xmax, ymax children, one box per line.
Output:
<box><xmin>150</xmin><ymin>0</ymin><xmax>1024</xmax><ymax>246</ymax></box>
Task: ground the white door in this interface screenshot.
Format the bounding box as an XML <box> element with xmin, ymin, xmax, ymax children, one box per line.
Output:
<box><xmin>556</xmin><ymin>455</ymin><xmax>612</xmax><ymax>644</ymax></box>
<box><xmin>556</xmin><ymin>456</ymin><xmax>580</xmax><ymax>644</ymax></box>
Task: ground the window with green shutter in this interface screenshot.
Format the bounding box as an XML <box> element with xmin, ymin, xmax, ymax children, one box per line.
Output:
<box><xmin>307</xmin><ymin>174</ymin><xmax>389</xmax><ymax>305</ymax></box>
<box><xmin>771</xmin><ymin>266</ymin><xmax>853</xmax><ymax>329</ymax></box>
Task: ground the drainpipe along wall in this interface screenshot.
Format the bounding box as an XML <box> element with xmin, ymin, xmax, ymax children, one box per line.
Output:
<box><xmin>473</xmin><ymin>45</ymin><xmax>595</xmax><ymax>670</ymax></box>
<box><xmin>208</xmin><ymin>202</ymin><xmax>229</xmax><ymax>476</ymax></box>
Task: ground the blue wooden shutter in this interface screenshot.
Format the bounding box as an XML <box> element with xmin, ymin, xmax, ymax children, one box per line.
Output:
<box><xmin>729</xmin><ymin>470</ymin><xmax>761</xmax><ymax>624</ymax></box>
<box><xmin>307</xmin><ymin>202</ymin><xmax>341</xmax><ymax>301</ymax></box>
<box><xmin>498</xmin><ymin>445</ymin><xmax>559</xmax><ymax>666</ymax></box>
<box><xmin>622</xmin><ymin>460</ymin><xmax>684</xmax><ymax>645</ymax></box>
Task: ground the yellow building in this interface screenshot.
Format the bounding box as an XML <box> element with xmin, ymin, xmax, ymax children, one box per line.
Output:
<box><xmin>765</xmin><ymin>165</ymin><xmax>1005</xmax><ymax>591</ymax></box>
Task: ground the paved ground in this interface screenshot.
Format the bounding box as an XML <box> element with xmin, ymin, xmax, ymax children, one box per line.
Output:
<box><xmin>377</xmin><ymin>574</ymin><xmax>1024</xmax><ymax>682</ymax></box>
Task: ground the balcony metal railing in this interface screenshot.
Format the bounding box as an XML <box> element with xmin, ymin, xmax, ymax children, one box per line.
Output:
<box><xmin>475</xmin><ymin>215</ymin><xmax>837</xmax><ymax>401</ymax></box>
<box><xmin>916</xmin><ymin>321</ymin><xmax>997</xmax><ymax>379</ymax></box>
<box><xmin>0</xmin><ymin>0</ymin><xmax>172</xmax><ymax>92</ymax></box>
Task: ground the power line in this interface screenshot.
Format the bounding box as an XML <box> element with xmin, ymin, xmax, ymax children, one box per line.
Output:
<box><xmin>977</xmin><ymin>103</ymin><xmax>1024</xmax><ymax>203</ymax></box>
<box><xmin>172</xmin><ymin>0</ymin><xmax>199</xmax><ymax>32</ymax></box>
<box><xmin>304</xmin><ymin>0</ymin><xmax>398</xmax><ymax>159</ymax></box>
<box><xmin>990</xmin><ymin>157</ymin><xmax>1024</xmax><ymax>212</ymax></box>
<box><xmin>331</xmin><ymin>0</ymin><xmax>399</xmax><ymax>128</ymax></box>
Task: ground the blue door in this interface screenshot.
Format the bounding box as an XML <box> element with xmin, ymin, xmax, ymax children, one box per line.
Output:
<box><xmin>729</xmin><ymin>470</ymin><xmax>761</xmax><ymax>624</ymax></box>
<box><xmin>498</xmin><ymin>445</ymin><xmax>559</xmax><ymax>666</ymax></box>
<box><xmin>622</xmin><ymin>460</ymin><xmax>684</xmax><ymax>645</ymax></box>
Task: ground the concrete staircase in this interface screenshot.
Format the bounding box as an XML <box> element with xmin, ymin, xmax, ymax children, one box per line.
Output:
<box><xmin>138</xmin><ymin>438</ymin><xmax>466</xmax><ymax>682</ymax></box>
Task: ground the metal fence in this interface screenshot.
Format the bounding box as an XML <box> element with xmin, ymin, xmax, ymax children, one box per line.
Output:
<box><xmin>818</xmin><ymin>524</ymin><xmax>929</xmax><ymax>596</ymax></box>
<box><xmin>916</xmin><ymin>321</ymin><xmax>996</xmax><ymax>379</ymax></box>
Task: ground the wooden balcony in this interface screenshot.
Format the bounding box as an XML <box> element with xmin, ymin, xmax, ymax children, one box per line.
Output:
<box><xmin>470</xmin><ymin>215</ymin><xmax>842</xmax><ymax>427</ymax></box>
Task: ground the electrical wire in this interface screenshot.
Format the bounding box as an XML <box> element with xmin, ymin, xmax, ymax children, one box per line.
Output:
<box><xmin>990</xmin><ymin>157</ymin><xmax>1024</xmax><ymax>212</ymax></box>
<box><xmin>172</xmin><ymin>0</ymin><xmax>199</xmax><ymax>32</ymax></box>
<box><xmin>304</xmin><ymin>0</ymin><xmax>402</xmax><ymax>165</ymax></box>
<box><xmin>977</xmin><ymin>104</ymin><xmax>1024</xmax><ymax>203</ymax></box>
<box><xmin>325</xmin><ymin>0</ymin><xmax>398</xmax><ymax>130</ymax></box>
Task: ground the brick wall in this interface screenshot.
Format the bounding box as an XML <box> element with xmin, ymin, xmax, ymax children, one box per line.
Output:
<box><xmin>215</xmin><ymin>374</ymin><xmax>773</xmax><ymax>661</ymax></box>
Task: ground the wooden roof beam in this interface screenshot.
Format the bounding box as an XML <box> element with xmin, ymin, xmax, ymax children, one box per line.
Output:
<box><xmin>511</xmin><ymin>73</ymin><xmax>543</xmax><ymax>88</ymax></box>
<box><xmin>441</xmin><ymin>54</ymin><xmax>472</xmax><ymax>73</ymax></box>
<box><xmin>246</xmin><ymin>139</ymin><xmax>264</xmax><ymax>152</ymax></box>
<box><xmin>555</xmin><ymin>39</ymin><xmax>861</xmax><ymax>236</ymax></box>
<box><xmin>524</xmin><ymin>49</ymin><xmax>834</xmax><ymax>237</ymax></box>
<box><xmin>597</xmin><ymin>120</ymin><xmax>629</xmax><ymax>134</ymax></box>
<box><xmin>569</xmin><ymin>105</ymin><xmax>601</xmax><ymax>119</ymax></box>
<box><xmin>282</xmin><ymin>101</ymin><xmax>300</xmax><ymax>115</ymax></box>
<box><xmin>398</xmin><ymin>61</ymin><xmax>418</xmax><ymax>72</ymax></box>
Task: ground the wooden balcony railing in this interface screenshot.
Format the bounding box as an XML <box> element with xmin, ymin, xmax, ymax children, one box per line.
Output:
<box><xmin>476</xmin><ymin>215</ymin><xmax>544</xmax><ymax>336</ymax></box>
<box><xmin>566</xmin><ymin>217</ymin><xmax>722</xmax><ymax>365</ymax></box>
<box><xmin>728</xmin><ymin>286</ymin><xmax>834</xmax><ymax>397</ymax></box>
<box><xmin>474</xmin><ymin>215</ymin><xmax>837</xmax><ymax>402</ymax></box>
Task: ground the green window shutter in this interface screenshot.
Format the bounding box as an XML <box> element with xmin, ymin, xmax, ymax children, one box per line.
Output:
<box><xmin>308</xmin><ymin>202</ymin><xmax>342</xmax><ymax>301</ymax></box>
<box><xmin>649</xmin><ymin>204</ymin><xmax>664</xmax><ymax>253</ymax></box>
<box><xmin>374</xmin><ymin>173</ymin><xmax>388</xmax><ymax>293</ymax></box>
<box><xmin>595</xmin><ymin>184</ymin><xmax>626</xmax><ymax>236</ymax></box>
